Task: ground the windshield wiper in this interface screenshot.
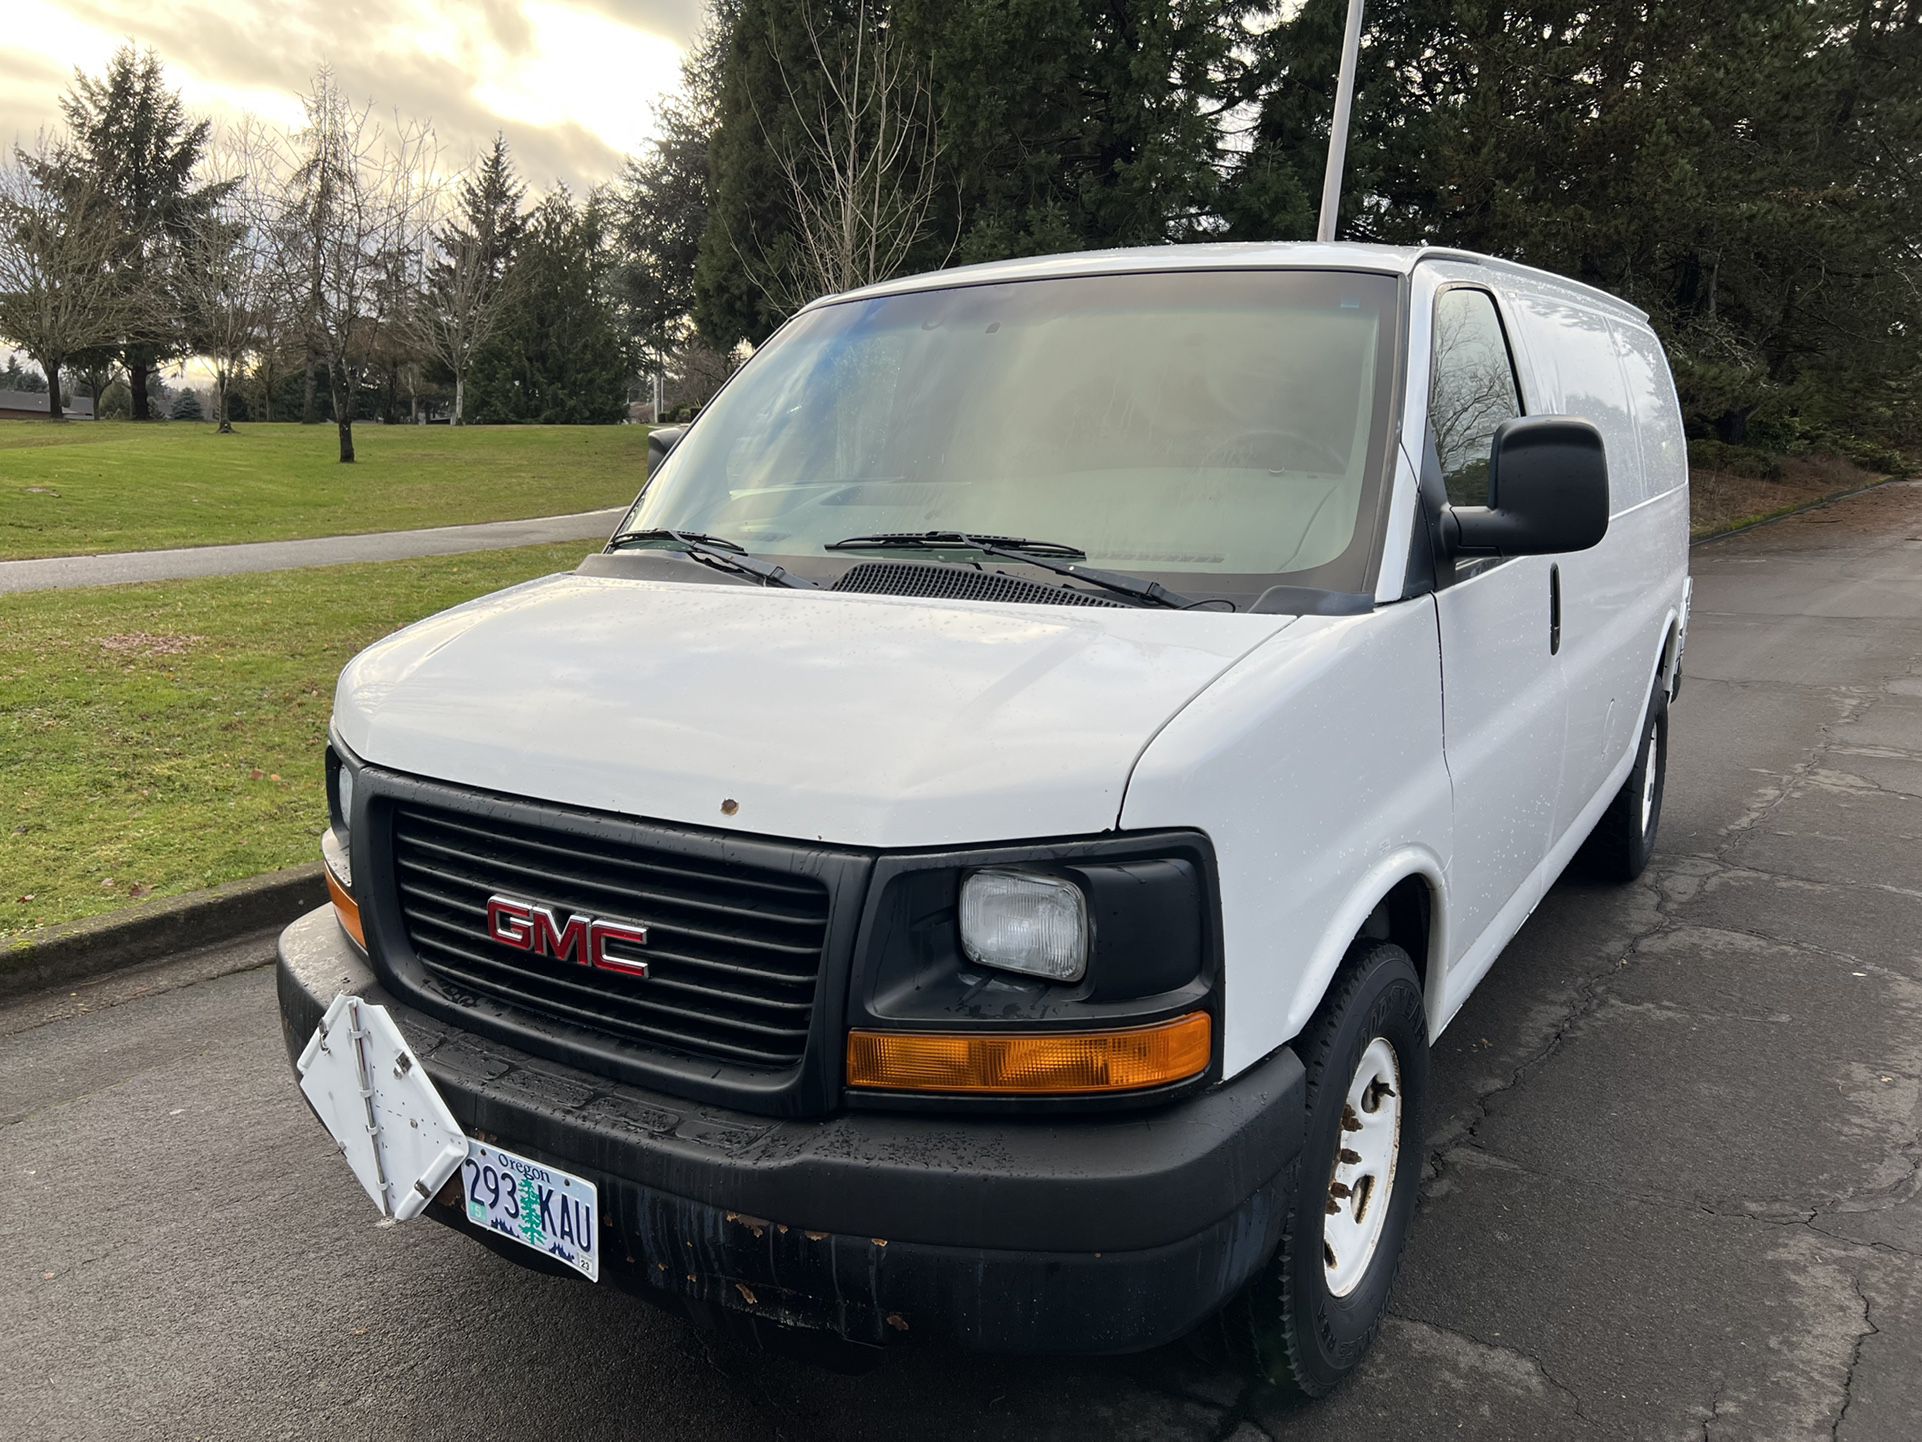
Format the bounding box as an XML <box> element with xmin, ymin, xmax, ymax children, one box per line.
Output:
<box><xmin>829</xmin><ymin>531</ymin><xmax>1211</xmax><ymax>610</ymax></box>
<box><xmin>826</xmin><ymin>531</ymin><xmax>1087</xmax><ymax>559</ymax></box>
<box><xmin>608</xmin><ymin>527</ymin><xmax>746</xmax><ymax>554</ymax></box>
<box><xmin>975</xmin><ymin>541</ymin><xmax>1211</xmax><ymax>610</ymax></box>
<box><xmin>605</xmin><ymin>528</ymin><xmax>819</xmax><ymax>589</ymax></box>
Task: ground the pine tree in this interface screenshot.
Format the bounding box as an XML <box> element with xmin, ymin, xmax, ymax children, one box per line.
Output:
<box><xmin>469</xmin><ymin>190</ymin><xmax>628</xmax><ymax>424</ymax></box>
<box><xmin>896</xmin><ymin>0</ymin><xmax>1234</xmax><ymax>262</ymax></box>
<box><xmin>1223</xmin><ymin>0</ymin><xmax>1922</xmax><ymax>446</ymax></box>
<box><xmin>615</xmin><ymin>23</ymin><xmax>726</xmax><ymax>376</ymax></box>
<box><xmin>1216</xmin><ymin>0</ymin><xmax>1357</xmax><ymax>243</ymax></box>
<box><xmin>448</xmin><ymin>134</ymin><xmax>529</xmax><ymax>408</ymax></box>
<box><xmin>692</xmin><ymin>0</ymin><xmax>834</xmax><ymax>346</ymax></box>
<box><xmin>450</xmin><ymin>135</ymin><xmax>528</xmax><ymax>286</ymax></box>
<box><xmin>41</xmin><ymin>47</ymin><xmax>230</xmax><ymax>420</ymax></box>
<box><xmin>424</xmin><ymin>135</ymin><xmax>529</xmax><ymax>423</ymax></box>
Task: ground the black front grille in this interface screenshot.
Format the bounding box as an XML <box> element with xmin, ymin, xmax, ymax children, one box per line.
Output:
<box><xmin>389</xmin><ymin>801</ymin><xmax>830</xmax><ymax>1070</ymax></box>
<box><xmin>832</xmin><ymin>560</ymin><xmax>1123</xmax><ymax>607</ymax></box>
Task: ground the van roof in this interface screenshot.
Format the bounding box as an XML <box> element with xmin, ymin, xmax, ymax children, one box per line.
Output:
<box><xmin>817</xmin><ymin>242</ymin><xmax>1648</xmax><ymax>322</ymax></box>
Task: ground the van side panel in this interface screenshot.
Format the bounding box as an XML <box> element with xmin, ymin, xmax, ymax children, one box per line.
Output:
<box><xmin>1119</xmin><ymin>599</ymin><xmax>1453</xmax><ymax>1073</ymax></box>
<box><xmin>1390</xmin><ymin>258</ymin><xmax>1688</xmax><ymax>1034</ymax></box>
<box><xmin>1506</xmin><ymin>285</ymin><xmax>1688</xmax><ymax>848</ymax></box>
<box><xmin>1430</xmin><ymin>547</ymin><xmax>1566</xmax><ymax>962</ymax></box>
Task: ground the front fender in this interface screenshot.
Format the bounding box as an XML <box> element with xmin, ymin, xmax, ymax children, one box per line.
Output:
<box><xmin>1120</xmin><ymin>598</ymin><xmax>1454</xmax><ymax>1076</ymax></box>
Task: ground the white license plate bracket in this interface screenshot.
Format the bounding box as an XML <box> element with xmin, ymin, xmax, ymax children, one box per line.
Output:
<box><xmin>297</xmin><ymin>993</ymin><xmax>466</xmax><ymax>1222</ymax></box>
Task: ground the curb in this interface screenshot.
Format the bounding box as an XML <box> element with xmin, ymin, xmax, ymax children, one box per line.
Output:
<box><xmin>1</xmin><ymin>865</ymin><xmax>325</xmax><ymax>1003</ymax></box>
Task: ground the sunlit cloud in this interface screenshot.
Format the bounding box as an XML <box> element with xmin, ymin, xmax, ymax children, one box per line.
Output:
<box><xmin>439</xmin><ymin>1</ymin><xmax>682</xmax><ymax>162</ymax></box>
<box><xmin>0</xmin><ymin>0</ymin><xmax>695</xmax><ymax>187</ymax></box>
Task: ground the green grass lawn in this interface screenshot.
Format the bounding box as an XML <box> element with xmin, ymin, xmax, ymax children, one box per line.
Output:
<box><xmin>1</xmin><ymin>541</ymin><xmax>592</xmax><ymax>941</ymax></box>
<box><xmin>0</xmin><ymin>421</ymin><xmax>647</xmax><ymax>561</ymax></box>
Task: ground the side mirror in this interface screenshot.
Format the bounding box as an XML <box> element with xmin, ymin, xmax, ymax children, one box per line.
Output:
<box><xmin>1446</xmin><ymin>416</ymin><xmax>1610</xmax><ymax>556</ymax></box>
<box><xmin>647</xmin><ymin>424</ymin><xmax>687</xmax><ymax>475</ymax></box>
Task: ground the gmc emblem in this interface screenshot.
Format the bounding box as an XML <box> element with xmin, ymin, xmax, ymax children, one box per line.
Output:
<box><xmin>485</xmin><ymin>894</ymin><xmax>650</xmax><ymax>978</ymax></box>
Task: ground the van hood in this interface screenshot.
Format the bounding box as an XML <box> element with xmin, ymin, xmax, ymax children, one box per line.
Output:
<box><xmin>333</xmin><ymin>572</ymin><xmax>1292</xmax><ymax>848</ymax></box>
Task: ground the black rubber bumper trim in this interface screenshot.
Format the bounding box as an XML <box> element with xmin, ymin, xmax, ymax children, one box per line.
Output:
<box><xmin>277</xmin><ymin>906</ymin><xmax>1305</xmax><ymax>1348</ymax></box>
<box><xmin>432</xmin><ymin>1149</ymin><xmax>1299</xmax><ymax>1353</ymax></box>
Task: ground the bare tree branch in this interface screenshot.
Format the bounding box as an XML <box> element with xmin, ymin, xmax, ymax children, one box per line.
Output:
<box><xmin>0</xmin><ymin>135</ymin><xmax>164</xmax><ymax>420</ymax></box>
<box><xmin>402</xmin><ymin>156</ymin><xmax>518</xmax><ymax>425</ymax></box>
<box><xmin>740</xmin><ymin>1</ymin><xmax>944</xmax><ymax>318</ymax></box>
<box><xmin>275</xmin><ymin>69</ymin><xmax>438</xmax><ymax>461</ymax></box>
<box><xmin>180</xmin><ymin>120</ymin><xmax>284</xmax><ymax>432</ymax></box>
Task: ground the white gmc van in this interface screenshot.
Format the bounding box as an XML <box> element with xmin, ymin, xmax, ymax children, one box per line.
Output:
<box><xmin>279</xmin><ymin>243</ymin><xmax>1690</xmax><ymax>1394</ymax></box>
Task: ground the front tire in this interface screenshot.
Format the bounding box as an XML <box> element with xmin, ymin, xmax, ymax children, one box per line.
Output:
<box><xmin>1586</xmin><ymin>680</ymin><xmax>1669</xmax><ymax>882</ymax></box>
<box><xmin>1225</xmin><ymin>940</ymin><xmax>1429</xmax><ymax>1396</ymax></box>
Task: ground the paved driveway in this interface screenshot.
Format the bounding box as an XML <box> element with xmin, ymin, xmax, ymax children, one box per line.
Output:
<box><xmin>5</xmin><ymin>484</ymin><xmax>1920</xmax><ymax>1440</ymax></box>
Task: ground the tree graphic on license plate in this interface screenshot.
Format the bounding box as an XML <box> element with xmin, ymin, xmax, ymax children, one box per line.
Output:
<box><xmin>519</xmin><ymin>1175</ymin><xmax>546</xmax><ymax>1246</ymax></box>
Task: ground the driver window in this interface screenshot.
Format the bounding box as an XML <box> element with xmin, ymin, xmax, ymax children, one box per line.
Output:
<box><xmin>1429</xmin><ymin>289</ymin><xmax>1522</xmax><ymax>507</ymax></box>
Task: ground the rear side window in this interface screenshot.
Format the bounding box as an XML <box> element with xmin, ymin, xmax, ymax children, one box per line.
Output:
<box><xmin>1429</xmin><ymin>289</ymin><xmax>1523</xmax><ymax>507</ymax></box>
<box><xmin>1513</xmin><ymin>295</ymin><xmax>1641</xmax><ymax>508</ymax></box>
<box><xmin>1612</xmin><ymin>321</ymin><xmax>1686</xmax><ymax>499</ymax></box>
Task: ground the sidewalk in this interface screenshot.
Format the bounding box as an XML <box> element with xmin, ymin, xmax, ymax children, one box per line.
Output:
<box><xmin>0</xmin><ymin>506</ymin><xmax>626</xmax><ymax>594</ymax></box>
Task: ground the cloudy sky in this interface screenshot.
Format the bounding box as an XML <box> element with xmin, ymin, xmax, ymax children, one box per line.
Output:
<box><xmin>1</xmin><ymin>0</ymin><xmax>703</xmax><ymax>191</ymax></box>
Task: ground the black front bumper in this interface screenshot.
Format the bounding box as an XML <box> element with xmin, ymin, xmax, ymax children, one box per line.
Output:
<box><xmin>277</xmin><ymin>906</ymin><xmax>1305</xmax><ymax>1354</ymax></box>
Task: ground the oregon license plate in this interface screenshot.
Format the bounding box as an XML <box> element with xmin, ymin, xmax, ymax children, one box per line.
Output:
<box><xmin>461</xmin><ymin>1142</ymin><xmax>600</xmax><ymax>1282</ymax></box>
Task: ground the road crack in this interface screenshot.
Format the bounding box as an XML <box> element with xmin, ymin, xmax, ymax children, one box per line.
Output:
<box><xmin>1699</xmin><ymin>1373</ymin><xmax>1729</xmax><ymax>1441</ymax></box>
<box><xmin>1829</xmin><ymin>1272</ymin><xmax>1879</xmax><ymax>1441</ymax></box>
<box><xmin>1390</xmin><ymin>1315</ymin><xmax>1594</xmax><ymax>1423</ymax></box>
<box><xmin>1426</xmin><ymin>868</ymin><xmax>1679</xmax><ymax>1171</ymax></box>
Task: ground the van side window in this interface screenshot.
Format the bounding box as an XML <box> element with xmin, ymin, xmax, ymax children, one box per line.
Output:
<box><xmin>1611</xmin><ymin>319</ymin><xmax>1685</xmax><ymax>501</ymax></box>
<box><xmin>1429</xmin><ymin>289</ymin><xmax>1523</xmax><ymax>507</ymax></box>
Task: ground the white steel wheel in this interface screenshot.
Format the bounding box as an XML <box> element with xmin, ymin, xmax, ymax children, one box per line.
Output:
<box><xmin>1322</xmin><ymin>1036</ymin><xmax>1403</xmax><ymax>1298</ymax></box>
<box><xmin>1223</xmin><ymin>940</ymin><xmax>1427</xmax><ymax>1398</ymax></box>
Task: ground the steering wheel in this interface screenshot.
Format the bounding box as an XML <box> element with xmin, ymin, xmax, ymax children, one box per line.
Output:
<box><xmin>1200</xmin><ymin>427</ymin><xmax>1347</xmax><ymax>476</ymax></box>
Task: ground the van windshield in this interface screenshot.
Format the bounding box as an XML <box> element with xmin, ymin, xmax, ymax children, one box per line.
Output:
<box><xmin>623</xmin><ymin>269</ymin><xmax>1402</xmax><ymax>602</ymax></box>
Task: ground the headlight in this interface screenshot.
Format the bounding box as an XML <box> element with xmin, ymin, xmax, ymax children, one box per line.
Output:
<box><xmin>959</xmin><ymin>869</ymin><xmax>1088</xmax><ymax>982</ymax></box>
<box><xmin>322</xmin><ymin>740</ymin><xmax>364</xmax><ymax>949</ymax></box>
<box><xmin>323</xmin><ymin>746</ymin><xmax>354</xmax><ymax>888</ymax></box>
<box><xmin>326</xmin><ymin>744</ymin><xmax>355</xmax><ymax>833</ymax></box>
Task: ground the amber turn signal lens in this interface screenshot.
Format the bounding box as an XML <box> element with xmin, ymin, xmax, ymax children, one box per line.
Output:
<box><xmin>846</xmin><ymin>1013</ymin><xmax>1211</xmax><ymax>1095</ymax></box>
<box><xmin>326</xmin><ymin>869</ymin><xmax>366</xmax><ymax>950</ymax></box>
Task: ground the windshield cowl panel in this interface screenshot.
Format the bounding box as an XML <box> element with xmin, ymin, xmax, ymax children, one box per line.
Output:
<box><xmin>622</xmin><ymin>269</ymin><xmax>1404</xmax><ymax>609</ymax></box>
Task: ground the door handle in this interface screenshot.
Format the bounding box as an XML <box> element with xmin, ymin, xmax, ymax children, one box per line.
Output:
<box><xmin>1549</xmin><ymin>564</ymin><xmax>1562</xmax><ymax>655</ymax></box>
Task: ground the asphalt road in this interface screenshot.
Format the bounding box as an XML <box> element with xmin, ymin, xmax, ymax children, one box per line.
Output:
<box><xmin>0</xmin><ymin>506</ymin><xmax>626</xmax><ymax>593</ymax></box>
<box><xmin>7</xmin><ymin>483</ymin><xmax>1922</xmax><ymax>1441</ymax></box>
